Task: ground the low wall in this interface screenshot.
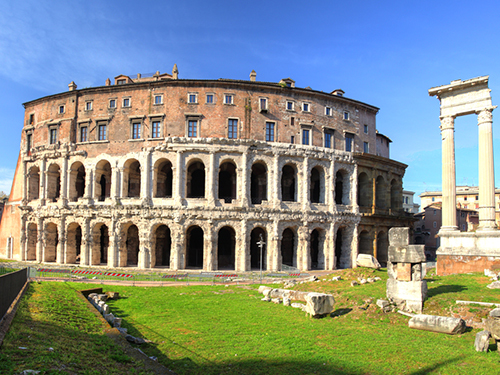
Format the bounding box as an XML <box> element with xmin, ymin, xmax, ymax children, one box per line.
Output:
<box><xmin>0</xmin><ymin>268</ymin><xmax>27</xmax><ymax>321</ymax></box>
<box><xmin>437</xmin><ymin>254</ymin><xmax>500</xmax><ymax>276</ymax></box>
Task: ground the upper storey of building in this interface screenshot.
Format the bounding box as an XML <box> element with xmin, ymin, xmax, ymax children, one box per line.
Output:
<box><xmin>21</xmin><ymin>65</ymin><xmax>381</xmax><ymax>159</ymax></box>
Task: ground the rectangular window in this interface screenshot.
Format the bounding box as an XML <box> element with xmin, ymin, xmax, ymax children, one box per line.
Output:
<box><xmin>228</xmin><ymin>119</ymin><xmax>238</xmax><ymax>139</ymax></box>
<box><xmin>325</xmin><ymin>107</ymin><xmax>332</xmax><ymax>116</ymax></box>
<box><xmin>345</xmin><ymin>133</ymin><xmax>353</xmax><ymax>152</ymax></box>
<box><xmin>29</xmin><ymin>114</ymin><xmax>34</xmax><ymax>124</ymax></box>
<box><xmin>117</xmin><ymin>79</ymin><xmax>126</xmax><ymax>85</ymax></box>
<box><xmin>188</xmin><ymin>93</ymin><xmax>197</xmax><ymax>104</ymax></box>
<box><xmin>123</xmin><ymin>98</ymin><xmax>130</xmax><ymax>107</ymax></box>
<box><xmin>26</xmin><ymin>133</ymin><xmax>32</xmax><ymax>151</ymax></box>
<box><xmin>59</xmin><ymin>105</ymin><xmax>65</xmax><ymax>114</ymax></box>
<box><xmin>224</xmin><ymin>94</ymin><xmax>233</xmax><ymax>105</ymax></box>
<box><xmin>85</xmin><ymin>102</ymin><xmax>92</xmax><ymax>111</ymax></box>
<box><xmin>49</xmin><ymin>128</ymin><xmax>57</xmax><ymax>144</ymax></box>
<box><xmin>109</xmin><ymin>99</ymin><xmax>116</xmax><ymax>108</ymax></box>
<box><xmin>98</xmin><ymin>124</ymin><xmax>107</xmax><ymax>141</ymax></box>
<box><xmin>364</xmin><ymin>142</ymin><xmax>369</xmax><ymax>153</ymax></box>
<box><xmin>132</xmin><ymin>123</ymin><xmax>141</xmax><ymax>139</ymax></box>
<box><xmin>291</xmin><ymin>136</ymin><xmax>295</xmax><ymax>144</ymax></box>
<box><xmin>188</xmin><ymin>120</ymin><xmax>198</xmax><ymax>137</ymax></box>
<box><xmin>290</xmin><ymin>117</ymin><xmax>295</xmax><ymax>126</ymax></box>
<box><xmin>364</xmin><ymin>124</ymin><xmax>368</xmax><ymax>134</ymax></box>
<box><xmin>80</xmin><ymin>126</ymin><xmax>88</xmax><ymax>142</ymax></box>
<box><xmin>302</xmin><ymin>103</ymin><xmax>310</xmax><ymax>112</ymax></box>
<box><xmin>286</xmin><ymin>101</ymin><xmax>294</xmax><ymax>111</ymax></box>
<box><xmin>266</xmin><ymin>122</ymin><xmax>275</xmax><ymax>142</ymax></box>
<box><xmin>152</xmin><ymin>121</ymin><xmax>161</xmax><ymax>138</ymax></box>
<box><xmin>260</xmin><ymin>98</ymin><xmax>268</xmax><ymax>112</ymax></box>
<box><xmin>464</xmin><ymin>196</ymin><xmax>467</xmax><ymax>201</ymax></box>
<box><xmin>324</xmin><ymin>131</ymin><xmax>332</xmax><ymax>148</ymax></box>
<box><xmin>154</xmin><ymin>95</ymin><xmax>162</xmax><ymax>105</ymax></box>
<box><xmin>302</xmin><ymin>129</ymin><xmax>310</xmax><ymax>145</ymax></box>
<box><xmin>343</xmin><ymin>111</ymin><xmax>350</xmax><ymax>120</ymax></box>
<box><xmin>206</xmin><ymin>94</ymin><xmax>214</xmax><ymax>104</ymax></box>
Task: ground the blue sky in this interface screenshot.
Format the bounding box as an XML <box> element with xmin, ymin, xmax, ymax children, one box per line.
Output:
<box><xmin>1</xmin><ymin>1</ymin><xmax>499</xmax><ymax>205</ymax></box>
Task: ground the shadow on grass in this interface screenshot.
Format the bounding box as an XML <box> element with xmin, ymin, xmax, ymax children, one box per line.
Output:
<box><xmin>331</xmin><ymin>308</ymin><xmax>353</xmax><ymax>317</ymax></box>
<box><xmin>427</xmin><ymin>284</ymin><xmax>467</xmax><ymax>298</ymax></box>
<box><xmin>409</xmin><ymin>356</ymin><xmax>463</xmax><ymax>375</ymax></box>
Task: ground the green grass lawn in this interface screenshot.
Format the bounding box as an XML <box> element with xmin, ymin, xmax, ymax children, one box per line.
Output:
<box><xmin>2</xmin><ymin>268</ymin><xmax>500</xmax><ymax>374</ymax></box>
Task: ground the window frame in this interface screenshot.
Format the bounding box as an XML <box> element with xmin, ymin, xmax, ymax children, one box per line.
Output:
<box><xmin>98</xmin><ymin>123</ymin><xmax>107</xmax><ymax>141</ymax></box>
<box><xmin>345</xmin><ymin>132</ymin><xmax>354</xmax><ymax>152</ymax></box>
<box><xmin>302</xmin><ymin>102</ymin><xmax>310</xmax><ymax>112</ymax></box>
<box><xmin>259</xmin><ymin>97</ymin><xmax>268</xmax><ymax>112</ymax></box>
<box><xmin>123</xmin><ymin>97</ymin><xmax>131</xmax><ymax>108</ymax></box>
<box><xmin>286</xmin><ymin>101</ymin><xmax>295</xmax><ymax>111</ymax></box>
<box><xmin>59</xmin><ymin>105</ymin><xmax>65</xmax><ymax>114</ymax></box>
<box><xmin>187</xmin><ymin>119</ymin><xmax>199</xmax><ymax>138</ymax></box>
<box><xmin>343</xmin><ymin>111</ymin><xmax>350</xmax><ymax>121</ymax></box>
<box><xmin>80</xmin><ymin>125</ymin><xmax>88</xmax><ymax>143</ymax></box>
<box><xmin>85</xmin><ymin>101</ymin><xmax>93</xmax><ymax>111</ymax></box>
<box><xmin>154</xmin><ymin>95</ymin><xmax>163</xmax><ymax>105</ymax></box>
<box><xmin>49</xmin><ymin>126</ymin><xmax>58</xmax><ymax>145</ymax></box>
<box><xmin>364</xmin><ymin>124</ymin><xmax>368</xmax><ymax>134</ymax></box>
<box><xmin>131</xmin><ymin>121</ymin><xmax>142</xmax><ymax>140</ymax></box>
<box><xmin>301</xmin><ymin>125</ymin><xmax>312</xmax><ymax>146</ymax></box>
<box><xmin>109</xmin><ymin>99</ymin><xmax>116</xmax><ymax>109</ymax></box>
<box><xmin>206</xmin><ymin>93</ymin><xmax>215</xmax><ymax>104</ymax></box>
<box><xmin>188</xmin><ymin>93</ymin><xmax>198</xmax><ymax>104</ymax></box>
<box><xmin>151</xmin><ymin>119</ymin><xmax>161</xmax><ymax>139</ymax></box>
<box><xmin>324</xmin><ymin>128</ymin><xmax>334</xmax><ymax>148</ymax></box>
<box><xmin>325</xmin><ymin>106</ymin><xmax>332</xmax><ymax>116</ymax></box>
<box><xmin>363</xmin><ymin>141</ymin><xmax>369</xmax><ymax>153</ymax></box>
<box><xmin>265</xmin><ymin>122</ymin><xmax>275</xmax><ymax>142</ymax></box>
<box><xmin>228</xmin><ymin>118</ymin><xmax>238</xmax><ymax>139</ymax></box>
<box><xmin>224</xmin><ymin>94</ymin><xmax>234</xmax><ymax>105</ymax></box>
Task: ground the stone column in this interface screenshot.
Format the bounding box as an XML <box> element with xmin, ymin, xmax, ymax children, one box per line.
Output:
<box><xmin>84</xmin><ymin>167</ymin><xmax>93</xmax><ymax>204</ymax></box>
<box><xmin>141</xmin><ymin>149</ymin><xmax>152</xmax><ymax>203</ymax></box>
<box><xmin>207</xmin><ymin>152</ymin><xmax>216</xmax><ymax>205</ymax></box>
<box><xmin>174</xmin><ymin>151</ymin><xmax>184</xmax><ymax>206</ymax></box>
<box><xmin>20</xmin><ymin>217</ymin><xmax>27</xmax><ymax>261</ymax></box>
<box><xmin>36</xmin><ymin>218</ymin><xmax>44</xmax><ymax>262</ymax></box>
<box><xmin>237</xmin><ymin>219</ymin><xmax>248</xmax><ymax>271</ymax></box>
<box><xmin>111</xmin><ymin>165</ymin><xmax>120</xmax><ymax>202</ymax></box>
<box><xmin>108</xmin><ymin>218</ymin><xmax>119</xmax><ymax>267</ymax></box>
<box><xmin>240</xmin><ymin>150</ymin><xmax>249</xmax><ymax>207</ymax></box>
<box><xmin>81</xmin><ymin>219</ymin><xmax>91</xmax><ymax>266</ymax></box>
<box><xmin>477</xmin><ymin>108</ymin><xmax>497</xmax><ymax>230</ymax></box>
<box><xmin>270</xmin><ymin>220</ymin><xmax>280</xmax><ymax>271</ymax></box>
<box><xmin>371</xmin><ymin>174</ymin><xmax>376</xmax><ymax>214</ymax></box>
<box><xmin>204</xmin><ymin>225</ymin><xmax>215</xmax><ymax>271</ymax></box>
<box><xmin>138</xmin><ymin>227</ymin><xmax>151</xmax><ymax>269</ymax></box>
<box><xmin>328</xmin><ymin>223</ymin><xmax>336</xmax><ymax>270</ymax></box>
<box><xmin>22</xmin><ymin>160</ymin><xmax>27</xmax><ymax>203</ymax></box>
<box><xmin>56</xmin><ymin>218</ymin><xmax>66</xmax><ymax>264</ymax></box>
<box><xmin>372</xmin><ymin>229</ymin><xmax>378</xmax><ymax>260</ymax></box>
<box><xmin>61</xmin><ymin>156</ymin><xmax>68</xmax><ymax>205</ymax></box>
<box><xmin>440</xmin><ymin>116</ymin><xmax>458</xmax><ymax>231</ymax></box>
<box><xmin>298</xmin><ymin>224</ymin><xmax>309</xmax><ymax>270</ymax></box>
<box><xmin>272</xmin><ymin>154</ymin><xmax>280</xmax><ymax>208</ymax></box>
<box><xmin>302</xmin><ymin>157</ymin><xmax>310</xmax><ymax>210</ymax></box>
<box><xmin>40</xmin><ymin>158</ymin><xmax>46</xmax><ymax>205</ymax></box>
<box><xmin>170</xmin><ymin>227</ymin><xmax>182</xmax><ymax>270</ymax></box>
<box><xmin>353</xmin><ymin>164</ymin><xmax>359</xmax><ymax>213</ymax></box>
<box><xmin>351</xmin><ymin>224</ymin><xmax>359</xmax><ymax>268</ymax></box>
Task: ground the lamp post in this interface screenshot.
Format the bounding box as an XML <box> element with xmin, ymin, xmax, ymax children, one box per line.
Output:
<box><xmin>256</xmin><ymin>233</ymin><xmax>266</xmax><ymax>283</ymax></box>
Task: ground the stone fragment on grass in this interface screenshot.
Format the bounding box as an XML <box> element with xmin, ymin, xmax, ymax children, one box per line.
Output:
<box><xmin>291</xmin><ymin>303</ymin><xmax>305</xmax><ymax>310</ymax></box>
<box><xmin>97</xmin><ymin>294</ymin><xmax>108</xmax><ymax>301</ymax></box>
<box><xmin>376</xmin><ymin>299</ymin><xmax>389</xmax><ymax>309</ymax></box>
<box><xmin>104</xmin><ymin>313</ymin><xmax>114</xmax><ymax>324</ymax></box>
<box><xmin>271</xmin><ymin>298</ymin><xmax>281</xmax><ymax>304</ymax></box>
<box><xmin>374</xmin><ymin>276</ymin><xmax>382</xmax><ymax>281</ymax></box>
<box><xmin>113</xmin><ymin>317</ymin><xmax>122</xmax><ymax>328</ymax></box>
<box><xmin>258</xmin><ymin>286</ymin><xmax>271</xmax><ymax>294</ymax></box>
<box><xmin>487</xmin><ymin>281</ymin><xmax>500</xmax><ymax>289</ymax></box>
<box><xmin>485</xmin><ymin>269</ymin><xmax>497</xmax><ymax>277</ymax></box>
<box><xmin>261</xmin><ymin>296</ymin><xmax>271</xmax><ymax>302</ymax></box>
<box><xmin>332</xmin><ymin>276</ymin><xmax>342</xmax><ymax>281</ymax></box>
<box><xmin>490</xmin><ymin>308</ymin><xmax>500</xmax><ymax>318</ymax></box>
<box><xmin>351</xmin><ymin>281</ymin><xmax>358</xmax><ymax>286</ymax></box>
<box><xmin>304</xmin><ymin>293</ymin><xmax>335</xmax><ymax>317</ymax></box>
<box><xmin>106</xmin><ymin>291</ymin><xmax>119</xmax><ymax>299</ymax></box>
<box><xmin>283</xmin><ymin>296</ymin><xmax>291</xmax><ymax>306</ymax></box>
<box><xmin>408</xmin><ymin>315</ymin><xmax>466</xmax><ymax>335</ymax></box>
<box><xmin>304</xmin><ymin>275</ymin><xmax>318</xmax><ymax>282</ymax></box>
<box><xmin>117</xmin><ymin>327</ymin><xmax>128</xmax><ymax>334</ymax></box>
<box><xmin>356</xmin><ymin>254</ymin><xmax>381</xmax><ymax>269</ymax></box>
<box><xmin>367</xmin><ymin>278</ymin><xmax>375</xmax><ymax>283</ymax></box>
<box><xmin>485</xmin><ymin>317</ymin><xmax>500</xmax><ymax>340</ymax></box>
<box><xmin>475</xmin><ymin>330</ymin><xmax>491</xmax><ymax>352</ymax></box>
<box><xmin>359</xmin><ymin>279</ymin><xmax>367</xmax><ymax>284</ymax></box>
<box><xmin>103</xmin><ymin>304</ymin><xmax>110</xmax><ymax>315</ymax></box>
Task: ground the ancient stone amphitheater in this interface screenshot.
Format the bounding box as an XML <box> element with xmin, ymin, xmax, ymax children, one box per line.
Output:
<box><xmin>0</xmin><ymin>66</ymin><xmax>412</xmax><ymax>271</ymax></box>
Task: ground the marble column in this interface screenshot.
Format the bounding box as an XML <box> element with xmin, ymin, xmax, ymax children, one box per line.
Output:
<box><xmin>477</xmin><ymin>108</ymin><xmax>497</xmax><ymax>230</ymax></box>
<box><xmin>440</xmin><ymin>116</ymin><xmax>458</xmax><ymax>231</ymax></box>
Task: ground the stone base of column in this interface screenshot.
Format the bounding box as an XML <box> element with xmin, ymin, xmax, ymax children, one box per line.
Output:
<box><xmin>438</xmin><ymin>226</ymin><xmax>459</xmax><ymax>233</ymax></box>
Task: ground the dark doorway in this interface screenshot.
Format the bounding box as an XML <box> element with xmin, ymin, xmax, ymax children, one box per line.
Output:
<box><xmin>310</xmin><ymin>167</ymin><xmax>322</xmax><ymax>203</ymax></box>
<box><xmin>126</xmin><ymin>225</ymin><xmax>139</xmax><ymax>266</ymax></box>
<box><xmin>250</xmin><ymin>227</ymin><xmax>267</xmax><ymax>270</ymax></box>
<box><xmin>155</xmin><ymin>225</ymin><xmax>171</xmax><ymax>266</ymax></box>
<box><xmin>281</xmin><ymin>228</ymin><xmax>295</xmax><ymax>267</ymax></box>
<box><xmin>217</xmin><ymin>226</ymin><xmax>235</xmax><ymax>269</ymax></box>
<box><xmin>187</xmin><ymin>226</ymin><xmax>204</xmax><ymax>268</ymax></box>
<box><xmin>310</xmin><ymin>229</ymin><xmax>321</xmax><ymax>270</ymax></box>
<box><xmin>281</xmin><ymin>165</ymin><xmax>296</xmax><ymax>202</ymax></box>
<box><xmin>251</xmin><ymin>163</ymin><xmax>267</xmax><ymax>204</ymax></box>
<box><xmin>219</xmin><ymin>162</ymin><xmax>237</xmax><ymax>203</ymax></box>
<box><xmin>187</xmin><ymin>162</ymin><xmax>205</xmax><ymax>198</ymax></box>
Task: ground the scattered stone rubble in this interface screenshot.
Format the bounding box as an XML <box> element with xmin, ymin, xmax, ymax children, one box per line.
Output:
<box><xmin>356</xmin><ymin>254</ymin><xmax>381</xmax><ymax>269</ymax></box>
<box><xmin>258</xmin><ymin>286</ymin><xmax>334</xmax><ymax>317</ymax></box>
<box><xmin>408</xmin><ymin>315</ymin><xmax>466</xmax><ymax>335</ymax></box>
<box><xmin>475</xmin><ymin>307</ymin><xmax>500</xmax><ymax>353</ymax></box>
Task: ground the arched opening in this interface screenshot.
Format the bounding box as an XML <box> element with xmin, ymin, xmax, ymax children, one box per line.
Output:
<box><xmin>358</xmin><ymin>230</ymin><xmax>373</xmax><ymax>255</ymax></box>
<box><xmin>66</xmin><ymin>223</ymin><xmax>82</xmax><ymax>264</ymax></box>
<box><xmin>281</xmin><ymin>228</ymin><xmax>296</xmax><ymax>268</ymax></box>
<box><xmin>310</xmin><ymin>167</ymin><xmax>324</xmax><ymax>203</ymax></box>
<box><xmin>251</xmin><ymin>162</ymin><xmax>267</xmax><ymax>204</ymax></box>
<box><xmin>154</xmin><ymin>225</ymin><xmax>171</xmax><ymax>267</ymax></box>
<box><xmin>68</xmin><ymin>162</ymin><xmax>85</xmax><ymax>202</ymax></box>
<box><xmin>281</xmin><ymin>164</ymin><xmax>296</xmax><ymax>202</ymax></box>
<box><xmin>358</xmin><ymin>172</ymin><xmax>371</xmax><ymax>207</ymax></box>
<box><xmin>376</xmin><ymin>176</ymin><xmax>387</xmax><ymax>209</ymax></box>
<box><xmin>250</xmin><ymin>227</ymin><xmax>267</xmax><ymax>270</ymax></box>
<box><xmin>154</xmin><ymin>159</ymin><xmax>173</xmax><ymax>198</ymax></box>
<box><xmin>28</xmin><ymin>166</ymin><xmax>40</xmax><ymax>201</ymax></box>
<box><xmin>377</xmin><ymin>231</ymin><xmax>389</xmax><ymax>266</ymax></box>
<box><xmin>217</xmin><ymin>226</ymin><xmax>235</xmax><ymax>269</ymax></box>
<box><xmin>336</xmin><ymin>170</ymin><xmax>350</xmax><ymax>205</ymax></box>
<box><xmin>310</xmin><ymin>229</ymin><xmax>324</xmax><ymax>270</ymax></box>
<box><xmin>126</xmin><ymin>224</ymin><xmax>139</xmax><ymax>266</ymax></box>
<box><xmin>186</xmin><ymin>225</ymin><xmax>204</xmax><ymax>268</ymax></box>
<box><xmin>218</xmin><ymin>162</ymin><xmax>237</xmax><ymax>203</ymax></box>
<box><xmin>46</xmin><ymin>164</ymin><xmax>61</xmax><ymax>202</ymax></box>
<box><xmin>124</xmin><ymin>159</ymin><xmax>141</xmax><ymax>198</ymax></box>
<box><xmin>187</xmin><ymin>161</ymin><xmax>205</xmax><ymax>198</ymax></box>
<box><xmin>92</xmin><ymin>223</ymin><xmax>109</xmax><ymax>265</ymax></box>
<box><xmin>27</xmin><ymin>223</ymin><xmax>37</xmax><ymax>261</ymax></box>
<box><xmin>45</xmin><ymin>223</ymin><xmax>58</xmax><ymax>262</ymax></box>
<box><xmin>335</xmin><ymin>227</ymin><xmax>349</xmax><ymax>269</ymax></box>
<box><xmin>390</xmin><ymin>179</ymin><xmax>400</xmax><ymax>212</ymax></box>
<box><xmin>95</xmin><ymin>160</ymin><xmax>112</xmax><ymax>201</ymax></box>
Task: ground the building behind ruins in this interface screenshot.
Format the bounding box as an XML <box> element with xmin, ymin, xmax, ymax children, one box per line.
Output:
<box><xmin>0</xmin><ymin>66</ymin><xmax>413</xmax><ymax>271</ymax></box>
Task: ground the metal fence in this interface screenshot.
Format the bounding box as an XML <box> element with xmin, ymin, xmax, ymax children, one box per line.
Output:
<box><xmin>0</xmin><ymin>268</ymin><xmax>27</xmax><ymax>321</ymax></box>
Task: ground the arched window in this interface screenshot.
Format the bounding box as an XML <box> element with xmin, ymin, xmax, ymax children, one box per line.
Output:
<box><xmin>251</xmin><ymin>163</ymin><xmax>267</xmax><ymax>204</ymax></box>
<box><xmin>281</xmin><ymin>164</ymin><xmax>296</xmax><ymax>202</ymax></box>
<box><xmin>154</xmin><ymin>159</ymin><xmax>173</xmax><ymax>198</ymax></box>
<box><xmin>95</xmin><ymin>160</ymin><xmax>111</xmax><ymax>201</ymax></box>
<box><xmin>218</xmin><ymin>162</ymin><xmax>237</xmax><ymax>203</ymax></box>
<box><xmin>187</xmin><ymin>226</ymin><xmax>204</xmax><ymax>268</ymax></box>
<box><xmin>123</xmin><ymin>159</ymin><xmax>141</xmax><ymax>198</ymax></box>
<box><xmin>310</xmin><ymin>167</ymin><xmax>324</xmax><ymax>203</ymax></box>
<box><xmin>187</xmin><ymin>161</ymin><xmax>205</xmax><ymax>198</ymax></box>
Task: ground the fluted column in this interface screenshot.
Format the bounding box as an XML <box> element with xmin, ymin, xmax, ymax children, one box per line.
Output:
<box><xmin>440</xmin><ymin>116</ymin><xmax>458</xmax><ymax>231</ymax></box>
<box><xmin>477</xmin><ymin>108</ymin><xmax>497</xmax><ymax>230</ymax></box>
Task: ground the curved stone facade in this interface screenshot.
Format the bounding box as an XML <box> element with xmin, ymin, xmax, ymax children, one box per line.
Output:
<box><xmin>0</xmin><ymin>69</ymin><xmax>410</xmax><ymax>271</ymax></box>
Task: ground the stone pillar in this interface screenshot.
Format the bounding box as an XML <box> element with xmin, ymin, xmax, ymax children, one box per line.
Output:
<box><xmin>138</xmin><ymin>227</ymin><xmax>151</xmax><ymax>269</ymax></box>
<box><xmin>329</xmin><ymin>161</ymin><xmax>335</xmax><ymax>210</ymax></box>
<box><xmin>141</xmin><ymin>149</ymin><xmax>152</xmax><ymax>203</ymax></box>
<box><xmin>270</xmin><ymin>220</ymin><xmax>280</xmax><ymax>271</ymax></box>
<box><xmin>56</xmin><ymin>218</ymin><xmax>65</xmax><ymax>264</ymax></box>
<box><xmin>353</xmin><ymin>164</ymin><xmax>359</xmax><ymax>213</ymax></box>
<box><xmin>298</xmin><ymin>224</ymin><xmax>309</xmax><ymax>270</ymax></box>
<box><xmin>351</xmin><ymin>224</ymin><xmax>359</xmax><ymax>268</ymax></box>
<box><xmin>22</xmin><ymin>160</ymin><xmax>27</xmax><ymax>203</ymax></box>
<box><xmin>240</xmin><ymin>150</ymin><xmax>249</xmax><ymax>206</ymax></box>
<box><xmin>477</xmin><ymin>108</ymin><xmax>497</xmax><ymax>230</ymax></box>
<box><xmin>207</xmin><ymin>152</ymin><xmax>216</xmax><ymax>205</ymax></box>
<box><xmin>84</xmin><ymin>167</ymin><xmax>93</xmax><ymax>204</ymax></box>
<box><xmin>440</xmin><ymin>116</ymin><xmax>458</xmax><ymax>231</ymax></box>
<box><xmin>81</xmin><ymin>219</ymin><xmax>91</xmax><ymax>266</ymax></box>
<box><xmin>108</xmin><ymin>218</ymin><xmax>119</xmax><ymax>267</ymax></box>
<box><xmin>237</xmin><ymin>219</ymin><xmax>248</xmax><ymax>271</ymax></box>
<box><xmin>302</xmin><ymin>157</ymin><xmax>310</xmax><ymax>210</ymax></box>
<box><xmin>204</xmin><ymin>225</ymin><xmax>215</xmax><ymax>271</ymax></box>
<box><xmin>40</xmin><ymin>158</ymin><xmax>46</xmax><ymax>205</ymax></box>
<box><xmin>174</xmin><ymin>151</ymin><xmax>184</xmax><ymax>205</ymax></box>
<box><xmin>61</xmin><ymin>157</ymin><xmax>68</xmax><ymax>205</ymax></box>
<box><xmin>111</xmin><ymin>165</ymin><xmax>120</xmax><ymax>202</ymax></box>
<box><xmin>36</xmin><ymin>218</ymin><xmax>44</xmax><ymax>262</ymax></box>
<box><xmin>170</xmin><ymin>227</ymin><xmax>182</xmax><ymax>270</ymax></box>
<box><xmin>373</xmin><ymin>229</ymin><xmax>378</xmax><ymax>260</ymax></box>
<box><xmin>20</xmin><ymin>217</ymin><xmax>27</xmax><ymax>261</ymax></box>
<box><xmin>329</xmin><ymin>224</ymin><xmax>336</xmax><ymax>270</ymax></box>
<box><xmin>371</xmin><ymin>174</ymin><xmax>376</xmax><ymax>214</ymax></box>
<box><xmin>272</xmin><ymin>154</ymin><xmax>280</xmax><ymax>208</ymax></box>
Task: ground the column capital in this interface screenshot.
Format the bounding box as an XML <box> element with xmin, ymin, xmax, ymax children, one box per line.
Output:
<box><xmin>477</xmin><ymin>107</ymin><xmax>496</xmax><ymax>124</ymax></box>
<box><xmin>439</xmin><ymin>116</ymin><xmax>455</xmax><ymax>131</ymax></box>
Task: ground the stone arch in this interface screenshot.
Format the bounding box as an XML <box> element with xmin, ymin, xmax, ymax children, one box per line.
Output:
<box><xmin>335</xmin><ymin>226</ymin><xmax>350</xmax><ymax>269</ymax></box>
<box><xmin>377</xmin><ymin>230</ymin><xmax>389</xmax><ymax>266</ymax></box>
<box><xmin>26</xmin><ymin>222</ymin><xmax>37</xmax><ymax>261</ymax></box>
<box><xmin>46</xmin><ymin>163</ymin><xmax>61</xmax><ymax>202</ymax></box>
<box><xmin>390</xmin><ymin>179</ymin><xmax>400</xmax><ymax>212</ymax></box>
<box><xmin>281</xmin><ymin>227</ymin><xmax>297</xmax><ymax>268</ymax></box>
<box><xmin>250</xmin><ymin>227</ymin><xmax>267</xmax><ymax>270</ymax></box>
<box><xmin>66</xmin><ymin>222</ymin><xmax>82</xmax><ymax>264</ymax></box>
<box><xmin>218</xmin><ymin>161</ymin><xmax>237</xmax><ymax>203</ymax></box>
<box><xmin>358</xmin><ymin>172</ymin><xmax>371</xmax><ymax>207</ymax></box>
<box><xmin>91</xmin><ymin>223</ymin><xmax>109</xmax><ymax>265</ymax></box>
<box><xmin>68</xmin><ymin>162</ymin><xmax>85</xmax><ymax>202</ymax></box>
<box><xmin>281</xmin><ymin>164</ymin><xmax>296</xmax><ymax>202</ymax></box>
<box><xmin>358</xmin><ymin>230</ymin><xmax>373</xmax><ymax>255</ymax></box>
<box><xmin>154</xmin><ymin>158</ymin><xmax>173</xmax><ymax>198</ymax></box>
<box><xmin>310</xmin><ymin>166</ymin><xmax>324</xmax><ymax>203</ymax></box>
<box><xmin>376</xmin><ymin>175</ymin><xmax>388</xmax><ymax>209</ymax></box>
<box><xmin>95</xmin><ymin>160</ymin><xmax>112</xmax><ymax>201</ymax></box>
<box><xmin>123</xmin><ymin>159</ymin><xmax>141</xmax><ymax>198</ymax></box>
<box><xmin>153</xmin><ymin>224</ymin><xmax>171</xmax><ymax>267</ymax></box>
<box><xmin>187</xmin><ymin>160</ymin><xmax>205</xmax><ymax>198</ymax></box>
<box><xmin>44</xmin><ymin>222</ymin><xmax>58</xmax><ymax>262</ymax></box>
<box><xmin>28</xmin><ymin>166</ymin><xmax>40</xmax><ymax>201</ymax></box>
<box><xmin>125</xmin><ymin>224</ymin><xmax>139</xmax><ymax>266</ymax></box>
<box><xmin>186</xmin><ymin>225</ymin><xmax>204</xmax><ymax>268</ymax></box>
<box><xmin>310</xmin><ymin>228</ymin><xmax>325</xmax><ymax>270</ymax></box>
<box><xmin>251</xmin><ymin>162</ymin><xmax>267</xmax><ymax>204</ymax></box>
<box><xmin>217</xmin><ymin>226</ymin><xmax>235</xmax><ymax>270</ymax></box>
<box><xmin>335</xmin><ymin>169</ymin><xmax>350</xmax><ymax>205</ymax></box>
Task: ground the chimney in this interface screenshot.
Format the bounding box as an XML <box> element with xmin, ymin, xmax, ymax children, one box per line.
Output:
<box><xmin>68</xmin><ymin>81</ymin><xmax>77</xmax><ymax>91</ymax></box>
<box><xmin>137</xmin><ymin>73</ymin><xmax>142</xmax><ymax>79</ymax></box>
<box><xmin>105</xmin><ymin>78</ymin><xmax>111</xmax><ymax>86</ymax></box>
<box><xmin>250</xmin><ymin>70</ymin><xmax>256</xmax><ymax>82</ymax></box>
<box><xmin>172</xmin><ymin>64</ymin><xmax>179</xmax><ymax>80</ymax></box>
